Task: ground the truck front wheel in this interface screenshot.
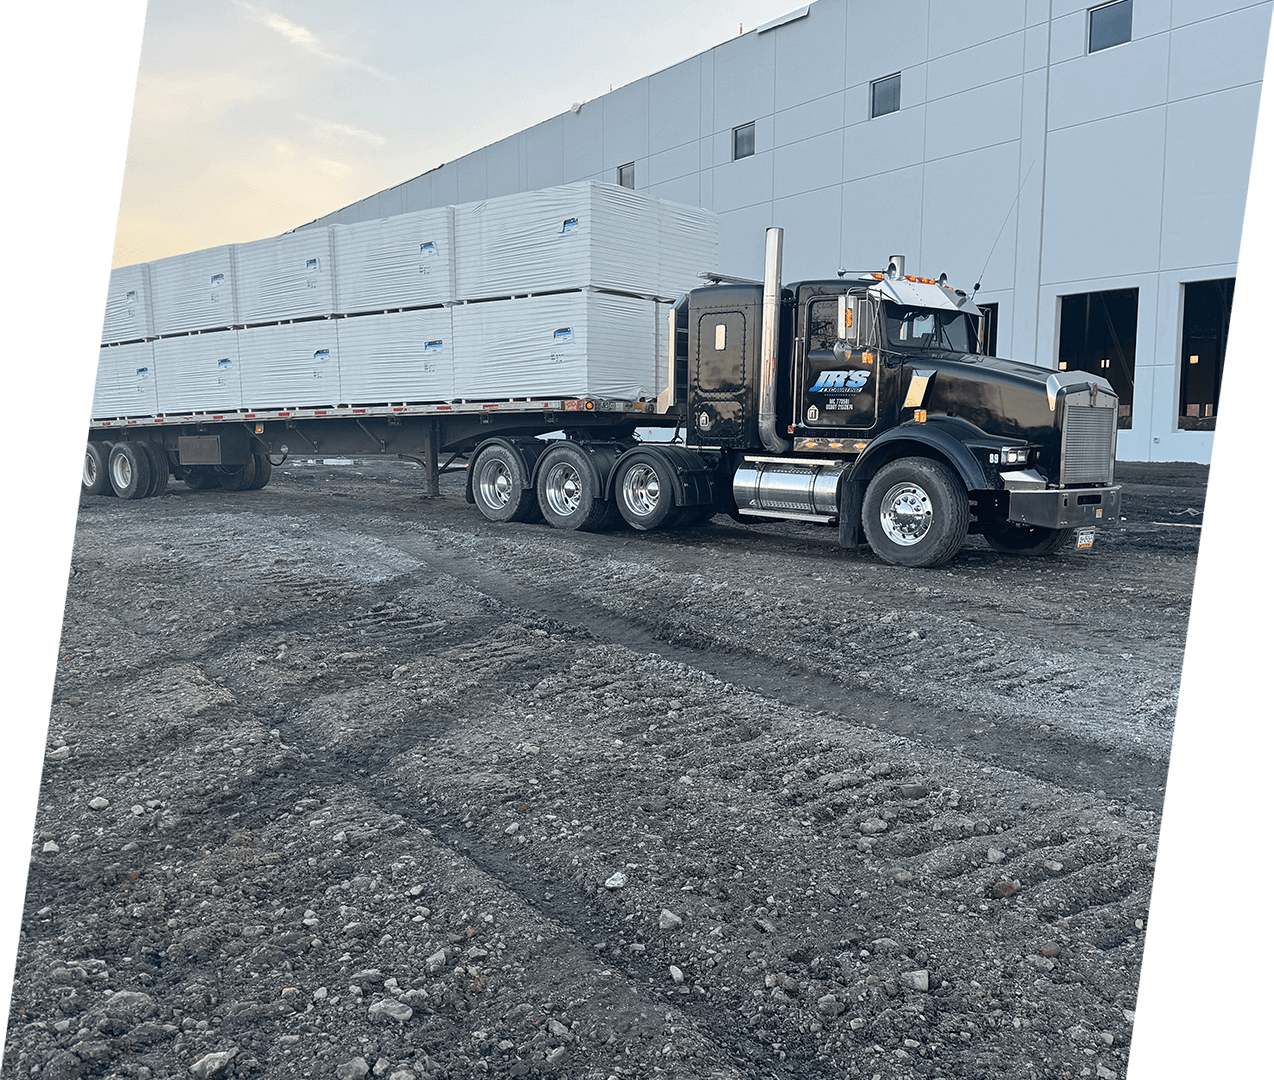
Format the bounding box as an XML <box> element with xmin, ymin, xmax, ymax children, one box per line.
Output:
<box><xmin>862</xmin><ymin>457</ymin><xmax>969</xmax><ymax>568</ymax></box>
<box><xmin>472</xmin><ymin>443</ymin><xmax>540</xmax><ymax>523</ymax></box>
<box><xmin>982</xmin><ymin>523</ymin><xmax>1075</xmax><ymax>556</ymax></box>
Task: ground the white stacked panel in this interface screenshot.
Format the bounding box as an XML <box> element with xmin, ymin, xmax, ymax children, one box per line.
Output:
<box><xmin>153</xmin><ymin>331</ymin><xmax>242</xmax><ymax>414</ymax></box>
<box><xmin>238</xmin><ymin>322</ymin><xmax>341</xmax><ymax>410</ymax></box>
<box><xmin>235</xmin><ymin>228</ymin><xmax>336</xmax><ymax>323</ymax></box>
<box><xmin>452</xmin><ymin>292</ymin><xmax>657</xmax><ymax>401</ymax></box>
<box><xmin>452</xmin><ymin>181</ymin><xmax>662</xmax><ymax>301</ymax></box>
<box><xmin>337</xmin><ymin>309</ymin><xmax>455</xmax><ymax>404</ymax></box>
<box><xmin>334</xmin><ymin>207</ymin><xmax>455</xmax><ymax>313</ymax></box>
<box><xmin>657</xmin><ymin>200</ymin><xmax>720</xmax><ymax>299</ymax></box>
<box><xmin>92</xmin><ymin>341</ymin><xmax>158</xmax><ymax>419</ymax></box>
<box><xmin>101</xmin><ymin>264</ymin><xmax>153</xmax><ymax>344</ymax></box>
<box><xmin>149</xmin><ymin>245</ymin><xmax>238</xmax><ymax>336</ymax></box>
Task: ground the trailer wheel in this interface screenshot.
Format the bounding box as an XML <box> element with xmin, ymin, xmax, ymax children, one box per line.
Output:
<box><xmin>248</xmin><ymin>453</ymin><xmax>272</xmax><ymax>490</ymax></box>
<box><xmin>82</xmin><ymin>442</ymin><xmax>112</xmax><ymax>496</ymax></box>
<box><xmin>615</xmin><ymin>454</ymin><xmax>678</xmax><ymax>530</ymax></box>
<box><xmin>183</xmin><ymin>467</ymin><xmax>219</xmax><ymax>491</ymax></box>
<box><xmin>472</xmin><ymin>443</ymin><xmax>540</xmax><ymax>523</ymax></box>
<box><xmin>219</xmin><ymin>457</ymin><xmax>257</xmax><ymax>491</ymax></box>
<box><xmin>982</xmin><ymin>523</ymin><xmax>1076</xmax><ymax>557</ymax></box>
<box><xmin>536</xmin><ymin>443</ymin><xmax>611</xmax><ymax>531</ymax></box>
<box><xmin>107</xmin><ymin>442</ymin><xmax>152</xmax><ymax>500</ymax></box>
<box><xmin>140</xmin><ymin>442</ymin><xmax>169</xmax><ymax>498</ymax></box>
<box><xmin>862</xmin><ymin>456</ymin><xmax>969</xmax><ymax>568</ymax></box>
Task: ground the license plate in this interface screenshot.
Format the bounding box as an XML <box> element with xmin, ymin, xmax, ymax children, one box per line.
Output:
<box><xmin>1076</xmin><ymin>527</ymin><xmax>1096</xmax><ymax>550</ymax></box>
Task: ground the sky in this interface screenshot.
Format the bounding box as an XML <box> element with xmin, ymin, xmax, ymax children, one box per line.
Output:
<box><xmin>114</xmin><ymin>0</ymin><xmax>810</xmax><ymax>266</ymax></box>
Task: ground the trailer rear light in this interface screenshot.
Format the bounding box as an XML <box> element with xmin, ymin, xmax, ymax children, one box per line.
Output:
<box><xmin>255</xmin><ymin>424</ymin><xmax>264</xmax><ymax>434</ymax></box>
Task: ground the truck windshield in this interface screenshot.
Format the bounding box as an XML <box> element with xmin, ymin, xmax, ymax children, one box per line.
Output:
<box><xmin>882</xmin><ymin>301</ymin><xmax>975</xmax><ymax>353</ymax></box>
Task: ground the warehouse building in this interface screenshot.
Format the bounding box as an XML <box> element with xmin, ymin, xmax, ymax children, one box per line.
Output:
<box><xmin>302</xmin><ymin>0</ymin><xmax>1270</xmax><ymax>465</ymax></box>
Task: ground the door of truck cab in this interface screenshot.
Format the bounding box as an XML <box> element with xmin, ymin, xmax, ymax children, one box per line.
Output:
<box><xmin>795</xmin><ymin>289</ymin><xmax>893</xmax><ymax>436</ymax></box>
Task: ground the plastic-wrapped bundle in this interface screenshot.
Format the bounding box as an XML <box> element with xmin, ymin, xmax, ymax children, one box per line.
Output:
<box><xmin>452</xmin><ymin>292</ymin><xmax>657</xmax><ymax>401</ymax></box>
<box><xmin>337</xmin><ymin>309</ymin><xmax>455</xmax><ymax>404</ymax></box>
<box><xmin>453</xmin><ymin>181</ymin><xmax>663</xmax><ymax>301</ymax></box>
<box><xmin>238</xmin><ymin>322</ymin><xmax>341</xmax><ymax>410</ymax></box>
<box><xmin>333</xmin><ymin>207</ymin><xmax>455</xmax><ymax>314</ymax></box>
<box><xmin>658</xmin><ymin>199</ymin><xmax>719</xmax><ymax>299</ymax></box>
<box><xmin>236</xmin><ymin>228</ymin><xmax>336</xmax><ymax>324</ymax></box>
<box><xmin>153</xmin><ymin>331</ymin><xmax>242</xmax><ymax>414</ymax></box>
<box><xmin>100</xmin><ymin>264</ymin><xmax>153</xmax><ymax>345</ymax></box>
<box><xmin>149</xmin><ymin>245</ymin><xmax>239</xmax><ymax>336</ymax></box>
<box><xmin>92</xmin><ymin>341</ymin><xmax>158</xmax><ymax>419</ymax></box>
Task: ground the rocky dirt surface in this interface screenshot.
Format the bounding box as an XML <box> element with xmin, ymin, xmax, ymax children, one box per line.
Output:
<box><xmin>6</xmin><ymin>457</ymin><xmax>1205</xmax><ymax>1080</ymax></box>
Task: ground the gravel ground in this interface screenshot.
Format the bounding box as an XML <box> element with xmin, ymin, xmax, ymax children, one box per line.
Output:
<box><xmin>6</xmin><ymin>456</ymin><xmax>1205</xmax><ymax>1080</ymax></box>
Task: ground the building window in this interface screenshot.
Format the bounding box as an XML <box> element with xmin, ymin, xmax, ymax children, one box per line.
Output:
<box><xmin>871</xmin><ymin>73</ymin><xmax>901</xmax><ymax>118</ymax></box>
<box><xmin>1058</xmin><ymin>288</ymin><xmax>1138</xmax><ymax>428</ymax></box>
<box><xmin>1178</xmin><ymin>278</ymin><xmax>1234</xmax><ymax>431</ymax></box>
<box><xmin>977</xmin><ymin>303</ymin><xmax>999</xmax><ymax>356</ymax></box>
<box><xmin>617</xmin><ymin>162</ymin><xmax>635</xmax><ymax>189</ymax></box>
<box><xmin>1089</xmin><ymin>0</ymin><xmax>1132</xmax><ymax>53</ymax></box>
<box><xmin>732</xmin><ymin>122</ymin><xmax>755</xmax><ymax>161</ymax></box>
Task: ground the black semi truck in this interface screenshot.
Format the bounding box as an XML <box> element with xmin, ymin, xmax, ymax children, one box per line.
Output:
<box><xmin>83</xmin><ymin>228</ymin><xmax>1120</xmax><ymax>569</ymax></box>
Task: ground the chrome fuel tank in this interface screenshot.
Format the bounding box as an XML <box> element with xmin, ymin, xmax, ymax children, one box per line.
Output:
<box><xmin>732</xmin><ymin>456</ymin><xmax>850</xmax><ymax>520</ymax></box>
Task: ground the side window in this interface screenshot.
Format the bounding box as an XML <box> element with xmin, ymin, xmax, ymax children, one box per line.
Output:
<box><xmin>808</xmin><ymin>300</ymin><xmax>840</xmax><ymax>351</ymax></box>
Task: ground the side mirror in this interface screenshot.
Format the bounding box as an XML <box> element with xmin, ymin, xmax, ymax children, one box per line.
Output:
<box><xmin>837</xmin><ymin>294</ymin><xmax>858</xmax><ymax>349</ymax></box>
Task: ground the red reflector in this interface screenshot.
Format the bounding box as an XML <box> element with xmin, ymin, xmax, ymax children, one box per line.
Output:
<box><xmin>315</xmin><ymin>410</ymin><xmax>327</xmax><ymax>415</ymax></box>
<box><xmin>154</xmin><ymin>418</ymin><xmax>164</xmax><ymax>423</ymax></box>
<box><xmin>212</xmin><ymin>415</ymin><xmax>223</xmax><ymax>420</ymax></box>
<box><xmin>483</xmin><ymin>403</ymin><xmax>498</xmax><ymax>409</ymax></box>
<box><xmin>392</xmin><ymin>408</ymin><xmax>404</xmax><ymax>412</ymax></box>
<box><xmin>437</xmin><ymin>405</ymin><xmax>452</xmax><ymax>411</ymax></box>
<box><xmin>245</xmin><ymin>414</ymin><xmax>256</xmax><ymax>419</ymax></box>
<box><xmin>354</xmin><ymin>409</ymin><xmax>366</xmax><ymax>414</ymax></box>
<box><xmin>277</xmin><ymin>412</ymin><xmax>291</xmax><ymax>417</ymax></box>
<box><xmin>127</xmin><ymin>420</ymin><xmax>137</xmax><ymax>425</ymax></box>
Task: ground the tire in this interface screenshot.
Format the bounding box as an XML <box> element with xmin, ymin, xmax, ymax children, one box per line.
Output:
<box><xmin>472</xmin><ymin>443</ymin><xmax>540</xmax><ymax>523</ymax></box>
<box><xmin>219</xmin><ymin>458</ymin><xmax>257</xmax><ymax>491</ymax></box>
<box><xmin>982</xmin><ymin>523</ymin><xmax>1076</xmax><ymax>557</ymax></box>
<box><xmin>82</xmin><ymin>442</ymin><xmax>112</xmax><ymax>496</ymax></box>
<box><xmin>139</xmin><ymin>442</ymin><xmax>169</xmax><ymax>498</ymax></box>
<box><xmin>107</xmin><ymin>442</ymin><xmax>152</xmax><ymax>500</ymax></box>
<box><xmin>535</xmin><ymin>442</ymin><xmax>613</xmax><ymax>531</ymax></box>
<box><xmin>183</xmin><ymin>467</ymin><xmax>219</xmax><ymax>491</ymax></box>
<box><xmin>248</xmin><ymin>453</ymin><xmax>272</xmax><ymax>490</ymax></box>
<box><xmin>614</xmin><ymin>453</ymin><xmax>679</xmax><ymax>531</ymax></box>
<box><xmin>861</xmin><ymin>456</ymin><xmax>970</xmax><ymax>568</ymax></box>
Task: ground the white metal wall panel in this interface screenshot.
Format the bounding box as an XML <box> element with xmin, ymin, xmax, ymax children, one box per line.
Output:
<box><xmin>153</xmin><ymin>331</ymin><xmax>243</xmax><ymax>414</ymax></box>
<box><xmin>235</xmin><ymin>228</ymin><xmax>336</xmax><ymax>324</ymax></box>
<box><xmin>92</xmin><ymin>341</ymin><xmax>158</xmax><ymax>419</ymax></box>
<box><xmin>100</xmin><ymin>264</ymin><xmax>153</xmax><ymax>345</ymax></box>
<box><xmin>333</xmin><ymin>207</ymin><xmax>455</xmax><ymax>314</ymax></box>
<box><xmin>337</xmin><ymin>309</ymin><xmax>455</xmax><ymax>404</ymax></box>
<box><xmin>237</xmin><ymin>322</ymin><xmax>342</xmax><ymax>410</ymax></box>
<box><xmin>149</xmin><ymin>245</ymin><xmax>239</xmax><ymax>336</ymax></box>
<box><xmin>452</xmin><ymin>292</ymin><xmax>657</xmax><ymax>401</ymax></box>
<box><xmin>452</xmin><ymin>181</ymin><xmax>662</xmax><ymax>300</ymax></box>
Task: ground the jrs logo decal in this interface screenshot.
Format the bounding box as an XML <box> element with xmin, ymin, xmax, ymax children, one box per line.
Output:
<box><xmin>810</xmin><ymin>369</ymin><xmax>871</xmax><ymax>393</ymax></box>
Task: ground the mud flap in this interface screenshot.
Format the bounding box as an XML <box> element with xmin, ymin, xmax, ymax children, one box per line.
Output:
<box><xmin>838</xmin><ymin>477</ymin><xmax>867</xmax><ymax>548</ymax></box>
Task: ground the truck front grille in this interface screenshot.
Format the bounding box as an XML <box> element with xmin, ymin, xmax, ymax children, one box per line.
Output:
<box><xmin>1059</xmin><ymin>401</ymin><xmax>1117</xmax><ymax>485</ymax></box>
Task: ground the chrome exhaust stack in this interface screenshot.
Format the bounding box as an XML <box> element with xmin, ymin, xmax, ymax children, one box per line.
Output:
<box><xmin>758</xmin><ymin>227</ymin><xmax>791</xmax><ymax>455</ymax></box>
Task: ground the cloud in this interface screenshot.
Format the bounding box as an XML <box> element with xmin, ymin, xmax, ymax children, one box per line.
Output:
<box><xmin>230</xmin><ymin>0</ymin><xmax>388</xmax><ymax>77</ymax></box>
<box><xmin>298</xmin><ymin>115</ymin><xmax>388</xmax><ymax>146</ymax></box>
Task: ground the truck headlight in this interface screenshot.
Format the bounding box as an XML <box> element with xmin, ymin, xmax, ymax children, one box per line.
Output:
<box><xmin>1000</xmin><ymin>447</ymin><xmax>1030</xmax><ymax>466</ymax></box>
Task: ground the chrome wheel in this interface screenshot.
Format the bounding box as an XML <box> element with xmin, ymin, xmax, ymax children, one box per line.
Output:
<box><xmin>477</xmin><ymin>458</ymin><xmax>514</xmax><ymax>511</ymax></box>
<box><xmin>879</xmin><ymin>482</ymin><xmax>933</xmax><ymax>546</ymax></box>
<box><xmin>620</xmin><ymin>463</ymin><xmax>661</xmax><ymax>519</ymax></box>
<box><xmin>83</xmin><ymin>451</ymin><xmax>100</xmax><ymax>489</ymax></box>
<box><xmin>543</xmin><ymin>462</ymin><xmax>584</xmax><ymax>518</ymax></box>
